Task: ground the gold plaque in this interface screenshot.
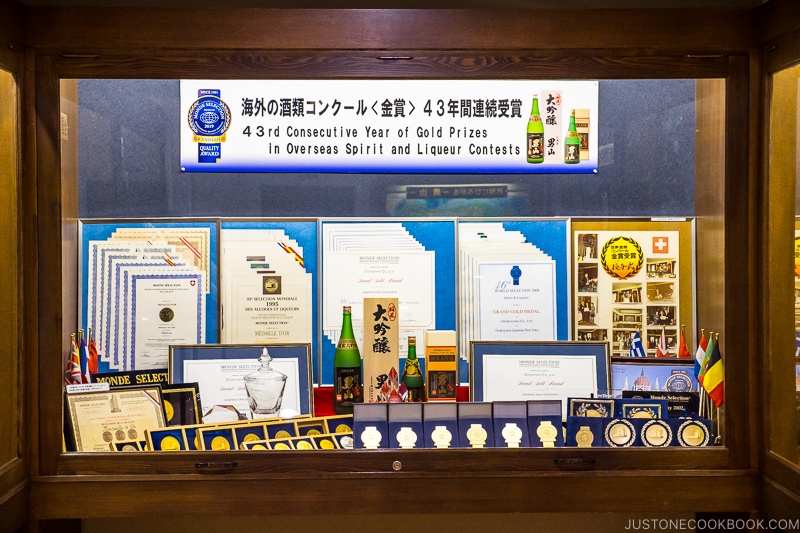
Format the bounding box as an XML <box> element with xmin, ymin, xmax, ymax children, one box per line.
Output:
<box><xmin>319</xmin><ymin>438</ymin><xmax>335</xmax><ymax>450</ymax></box>
<box><xmin>296</xmin><ymin>440</ymin><xmax>314</xmax><ymax>450</ymax></box>
<box><xmin>501</xmin><ymin>422</ymin><xmax>523</xmax><ymax>448</ymax></box>
<box><xmin>575</xmin><ymin>425</ymin><xmax>594</xmax><ymax>447</ymax></box>
<box><xmin>604</xmin><ymin>419</ymin><xmax>635</xmax><ymax>447</ymax></box>
<box><xmin>396</xmin><ymin>427</ymin><xmax>418</xmax><ymax>449</ymax></box>
<box><xmin>431</xmin><ymin>425</ymin><xmax>452</xmax><ymax>449</ymax></box>
<box><xmin>466</xmin><ymin>423</ymin><xmax>488</xmax><ymax>448</ymax></box>
<box><xmin>360</xmin><ymin>426</ymin><xmax>382</xmax><ymax>449</ymax></box>
<box><xmin>536</xmin><ymin>421</ymin><xmax>558</xmax><ymax>448</ymax></box>
<box><xmin>677</xmin><ymin>420</ymin><xmax>709</xmax><ymax>447</ymax></box>
<box><xmin>642</xmin><ymin>420</ymin><xmax>672</xmax><ymax>447</ymax></box>
<box><xmin>211</xmin><ymin>436</ymin><xmax>231</xmax><ymax>450</ymax></box>
<box><xmin>160</xmin><ymin>435</ymin><xmax>182</xmax><ymax>451</ymax></box>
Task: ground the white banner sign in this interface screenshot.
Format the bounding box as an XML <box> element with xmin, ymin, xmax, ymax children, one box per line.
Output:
<box><xmin>180</xmin><ymin>80</ymin><xmax>598</xmax><ymax>174</ymax></box>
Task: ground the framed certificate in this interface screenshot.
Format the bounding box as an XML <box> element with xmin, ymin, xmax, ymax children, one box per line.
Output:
<box><xmin>168</xmin><ymin>343</ymin><xmax>313</xmax><ymax>419</ymax></box>
<box><xmin>469</xmin><ymin>341</ymin><xmax>611</xmax><ymax>416</ymax></box>
<box><xmin>65</xmin><ymin>385</ymin><xmax>167</xmax><ymax>452</ymax></box>
<box><xmin>610</xmin><ymin>356</ymin><xmax>697</xmax><ymax>396</ymax></box>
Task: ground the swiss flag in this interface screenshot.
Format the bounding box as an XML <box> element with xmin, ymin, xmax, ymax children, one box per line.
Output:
<box><xmin>652</xmin><ymin>236</ymin><xmax>669</xmax><ymax>254</ymax></box>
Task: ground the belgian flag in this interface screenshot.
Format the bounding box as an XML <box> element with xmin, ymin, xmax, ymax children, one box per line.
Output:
<box><xmin>702</xmin><ymin>335</ymin><xmax>724</xmax><ymax>408</ymax></box>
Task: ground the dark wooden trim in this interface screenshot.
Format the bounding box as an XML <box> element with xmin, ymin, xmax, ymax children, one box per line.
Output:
<box><xmin>50</xmin><ymin>52</ymin><xmax>731</xmax><ymax>81</ymax></box>
<box><xmin>30</xmin><ymin>471</ymin><xmax>758</xmax><ymax>518</ymax></box>
<box><xmin>757</xmin><ymin>0</ymin><xmax>800</xmax><ymax>49</ymax></box>
<box><xmin>759</xmin><ymin>471</ymin><xmax>800</xmax><ymax>522</ymax></box>
<box><xmin>33</xmin><ymin>54</ymin><xmax>63</xmax><ymax>476</ymax></box>
<box><xmin>0</xmin><ymin>477</ymin><xmax>29</xmax><ymax>533</ymax></box>
<box><xmin>26</xmin><ymin>8</ymin><xmax>755</xmax><ymax>55</ymax></box>
<box><xmin>0</xmin><ymin>0</ymin><xmax>25</xmax><ymax>74</ymax></box>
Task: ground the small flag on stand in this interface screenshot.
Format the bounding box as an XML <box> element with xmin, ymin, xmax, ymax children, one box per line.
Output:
<box><xmin>655</xmin><ymin>327</ymin><xmax>670</xmax><ymax>358</ymax></box>
<box><xmin>88</xmin><ymin>328</ymin><xmax>99</xmax><ymax>376</ymax></box>
<box><xmin>79</xmin><ymin>330</ymin><xmax>90</xmax><ymax>384</ymax></box>
<box><xmin>694</xmin><ymin>329</ymin><xmax>708</xmax><ymax>379</ymax></box>
<box><xmin>702</xmin><ymin>334</ymin><xmax>725</xmax><ymax>407</ymax></box>
<box><xmin>629</xmin><ymin>332</ymin><xmax>646</xmax><ymax>358</ymax></box>
<box><xmin>66</xmin><ymin>333</ymin><xmax>82</xmax><ymax>385</ymax></box>
<box><xmin>677</xmin><ymin>325</ymin><xmax>692</xmax><ymax>359</ymax></box>
<box><xmin>698</xmin><ymin>334</ymin><xmax>717</xmax><ymax>385</ymax></box>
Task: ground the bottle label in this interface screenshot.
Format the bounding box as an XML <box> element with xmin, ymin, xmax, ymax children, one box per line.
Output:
<box><xmin>334</xmin><ymin>366</ymin><xmax>363</xmax><ymax>407</ymax></box>
<box><xmin>565</xmin><ymin>140</ymin><xmax>580</xmax><ymax>162</ymax></box>
<box><xmin>337</xmin><ymin>338</ymin><xmax>358</xmax><ymax>350</ymax></box>
<box><xmin>527</xmin><ymin>132</ymin><xmax>544</xmax><ymax>161</ymax></box>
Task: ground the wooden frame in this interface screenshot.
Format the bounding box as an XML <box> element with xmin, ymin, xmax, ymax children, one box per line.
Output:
<box><xmin>13</xmin><ymin>1</ymin><xmax>782</xmax><ymax>525</ymax></box>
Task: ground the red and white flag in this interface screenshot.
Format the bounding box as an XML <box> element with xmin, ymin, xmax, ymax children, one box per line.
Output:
<box><xmin>655</xmin><ymin>328</ymin><xmax>670</xmax><ymax>358</ymax></box>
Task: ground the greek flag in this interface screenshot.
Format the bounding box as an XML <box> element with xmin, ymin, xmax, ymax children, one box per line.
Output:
<box><xmin>629</xmin><ymin>332</ymin><xmax>646</xmax><ymax>358</ymax></box>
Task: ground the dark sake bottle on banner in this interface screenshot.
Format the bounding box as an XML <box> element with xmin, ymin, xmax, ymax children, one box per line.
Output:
<box><xmin>526</xmin><ymin>94</ymin><xmax>545</xmax><ymax>164</ymax></box>
<box><xmin>401</xmin><ymin>336</ymin><xmax>426</xmax><ymax>402</ymax></box>
<box><xmin>564</xmin><ymin>109</ymin><xmax>581</xmax><ymax>164</ymax></box>
<box><xmin>333</xmin><ymin>305</ymin><xmax>363</xmax><ymax>415</ymax></box>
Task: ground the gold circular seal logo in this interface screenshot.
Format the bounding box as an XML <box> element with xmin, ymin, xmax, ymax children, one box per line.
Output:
<box><xmin>600</xmin><ymin>236</ymin><xmax>644</xmax><ymax>280</ymax></box>
<box><xmin>160</xmin><ymin>435</ymin><xmax>182</xmax><ymax>451</ymax></box>
<box><xmin>210</xmin><ymin>436</ymin><xmax>231</xmax><ymax>450</ymax></box>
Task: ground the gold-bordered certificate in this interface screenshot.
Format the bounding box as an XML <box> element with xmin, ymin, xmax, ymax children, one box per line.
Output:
<box><xmin>66</xmin><ymin>386</ymin><xmax>166</xmax><ymax>452</ymax></box>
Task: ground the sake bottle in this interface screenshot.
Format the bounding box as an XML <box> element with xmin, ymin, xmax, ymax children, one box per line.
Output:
<box><xmin>334</xmin><ymin>306</ymin><xmax>363</xmax><ymax>414</ymax></box>
<box><xmin>401</xmin><ymin>336</ymin><xmax>426</xmax><ymax>402</ymax></box>
<box><xmin>526</xmin><ymin>94</ymin><xmax>545</xmax><ymax>164</ymax></box>
<box><xmin>564</xmin><ymin>109</ymin><xmax>581</xmax><ymax>164</ymax></box>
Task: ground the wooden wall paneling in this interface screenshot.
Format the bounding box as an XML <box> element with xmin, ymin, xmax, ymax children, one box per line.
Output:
<box><xmin>26</xmin><ymin>8</ymin><xmax>754</xmax><ymax>55</ymax></box>
<box><xmin>30</xmin><ymin>471</ymin><xmax>758</xmax><ymax>519</ymax></box>
<box><xmin>0</xmin><ymin>0</ymin><xmax>25</xmax><ymax>74</ymax></box>
<box><xmin>758</xmin><ymin>0</ymin><xmax>800</xmax><ymax>49</ymax></box>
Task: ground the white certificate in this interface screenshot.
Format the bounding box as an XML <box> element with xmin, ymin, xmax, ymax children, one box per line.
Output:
<box><xmin>323</xmin><ymin>250</ymin><xmax>435</xmax><ymax>329</ymax></box>
<box><xmin>128</xmin><ymin>272</ymin><xmax>205</xmax><ymax>370</ymax></box>
<box><xmin>482</xmin><ymin>354</ymin><xmax>598</xmax><ymax>414</ymax></box>
<box><xmin>476</xmin><ymin>261</ymin><xmax>557</xmax><ymax>341</ymax></box>
<box><xmin>183</xmin><ymin>358</ymin><xmax>301</xmax><ymax>419</ymax></box>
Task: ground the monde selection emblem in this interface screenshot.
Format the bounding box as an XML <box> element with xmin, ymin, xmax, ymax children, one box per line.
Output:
<box><xmin>188</xmin><ymin>89</ymin><xmax>232</xmax><ymax>164</ymax></box>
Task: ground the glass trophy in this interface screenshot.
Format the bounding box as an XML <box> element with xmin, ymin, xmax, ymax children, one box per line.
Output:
<box><xmin>244</xmin><ymin>348</ymin><xmax>288</xmax><ymax>418</ymax></box>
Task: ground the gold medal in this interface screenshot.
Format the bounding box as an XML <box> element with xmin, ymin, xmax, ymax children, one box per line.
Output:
<box><xmin>160</xmin><ymin>435</ymin><xmax>182</xmax><ymax>451</ymax></box>
<box><xmin>604</xmin><ymin>419</ymin><xmax>635</xmax><ymax>447</ymax></box>
<box><xmin>335</xmin><ymin>424</ymin><xmax>352</xmax><ymax>433</ymax></box>
<box><xmin>678</xmin><ymin>421</ymin><xmax>709</xmax><ymax>447</ymax></box>
<box><xmin>242</xmin><ymin>433</ymin><xmax>260</xmax><ymax>443</ymax></box>
<box><xmin>251</xmin><ymin>444</ymin><xmax>268</xmax><ymax>450</ymax></box>
<box><xmin>121</xmin><ymin>444</ymin><xmax>139</xmax><ymax>452</ymax></box>
<box><xmin>307</xmin><ymin>429</ymin><xmax>321</xmax><ymax>436</ymax></box>
<box><xmin>642</xmin><ymin>420</ymin><xmax>672</xmax><ymax>447</ymax></box>
<box><xmin>275</xmin><ymin>430</ymin><xmax>292</xmax><ymax>439</ymax></box>
<box><xmin>466</xmin><ymin>424</ymin><xmax>488</xmax><ymax>448</ymax></box>
<box><xmin>164</xmin><ymin>399</ymin><xmax>174</xmax><ymax>422</ymax></box>
<box><xmin>296</xmin><ymin>440</ymin><xmax>314</xmax><ymax>450</ymax></box>
<box><xmin>319</xmin><ymin>439</ymin><xmax>335</xmax><ymax>450</ymax></box>
<box><xmin>536</xmin><ymin>421</ymin><xmax>558</xmax><ymax>447</ymax></box>
<box><xmin>273</xmin><ymin>442</ymin><xmax>290</xmax><ymax>450</ymax></box>
<box><xmin>575</xmin><ymin>425</ymin><xmax>594</xmax><ymax>447</ymax></box>
<box><xmin>211</xmin><ymin>436</ymin><xmax>231</xmax><ymax>450</ymax></box>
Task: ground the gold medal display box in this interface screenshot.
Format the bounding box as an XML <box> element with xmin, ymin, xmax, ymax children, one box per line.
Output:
<box><xmin>3</xmin><ymin>1</ymin><xmax>800</xmax><ymax>530</ymax></box>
